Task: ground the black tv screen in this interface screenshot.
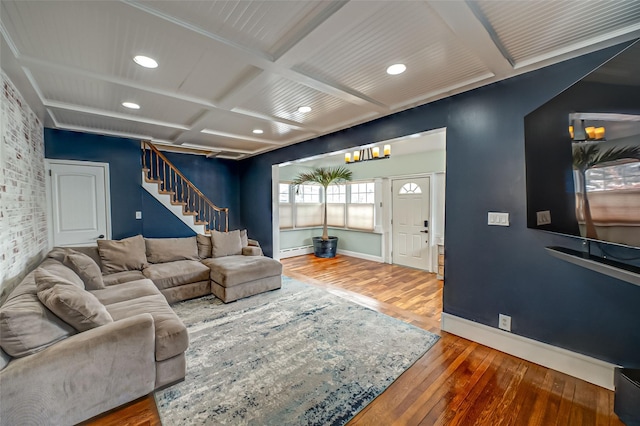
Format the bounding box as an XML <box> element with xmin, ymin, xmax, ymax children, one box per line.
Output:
<box><xmin>525</xmin><ymin>41</ymin><xmax>640</xmax><ymax>250</ymax></box>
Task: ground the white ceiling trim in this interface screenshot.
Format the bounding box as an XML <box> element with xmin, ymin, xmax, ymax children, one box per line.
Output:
<box><xmin>513</xmin><ymin>23</ymin><xmax>640</xmax><ymax>69</ymax></box>
<box><xmin>199</xmin><ymin>129</ymin><xmax>281</xmax><ymax>145</ymax></box>
<box><xmin>0</xmin><ymin>20</ymin><xmax>19</xmax><ymax>58</ymax></box>
<box><xmin>48</xmin><ymin>108</ymin><xmax>154</xmax><ymax>141</ymax></box>
<box><xmin>181</xmin><ymin>142</ymin><xmax>255</xmax><ymax>155</ymax></box>
<box><xmin>391</xmin><ymin>71</ymin><xmax>496</xmax><ymax>111</ymax></box>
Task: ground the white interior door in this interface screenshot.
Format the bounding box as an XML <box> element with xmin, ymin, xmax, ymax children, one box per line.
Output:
<box><xmin>48</xmin><ymin>161</ymin><xmax>110</xmax><ymax>247</ymax></box>
<box><xmin>392</xmin><ymin>177</ymin><xmax>431</xmax><ymax>270</ymax></box>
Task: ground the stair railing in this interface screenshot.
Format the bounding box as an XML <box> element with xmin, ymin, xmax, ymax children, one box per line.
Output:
<box><xmin>141</xmin><ymin>140</ymin><xmax>228</xmax><ymax>233</ymax></box>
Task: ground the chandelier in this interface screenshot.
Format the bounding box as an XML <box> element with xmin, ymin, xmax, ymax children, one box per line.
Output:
<box><xmin>345</xmin><ymin>144</ymin><xmax>391</xmax><ymax>164</ymax></box>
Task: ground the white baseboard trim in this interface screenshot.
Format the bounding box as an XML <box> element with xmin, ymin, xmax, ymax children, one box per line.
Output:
<box><xmin>441</xmin><ymin>313</ymin><xmax>618</xmax><ymax>390</ymax></box>
<box><xmin>338</xmin><ymin>249</ymin><xmax>383</xmax><ymax>263</ymax></box>
<box><xmin>279</xmin><ymin>246</ymin><xmax>313</xmax><ymax>259</ymax></box>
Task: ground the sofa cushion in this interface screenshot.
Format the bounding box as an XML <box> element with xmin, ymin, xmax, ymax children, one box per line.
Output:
<box><xmin>38</xmin><ymin>258</ymin><xmax>85</xmax><ymax>289</ymax></box>
<box><xmin>211</xmin><ymin>230</ymin><xmax>242</xmax><ymax>258</ymax></box>
<box><xmin>143</xmin><ymin>260</ymin><xmax>210</xmax><ymax>290</ymax></box>
<box><xmin>47</xmin><ymin>247</ymin><xmax>72</xmax><ymax>262</ymax></box>
<box><xmin>102</xmin><ymin>270</ymin><xmax>146</xmax><ymax>286</ymax></box>
<box><xmin>97</xmin><ymin>235</ymin><xmax>148</xmax><ymax>274</ymax></box>
<box><xmin>196</xmin><ymin>234</ymin><xmax>212</xmax><ymax>259</ymax></box>
<box><xmin>35</xmin><ymin>269</ymin><xmax>113</xmax><ymax>332</ymax></box>
<box><xmin>240</xmin><ymin>229</ymin><xmax>248</xmax><ymax>248</ymax></box>
<box><xmin>91</xmin><ymin>279</ymin><xmax>161</xmax><ymax>305</ymax></box>
<box><xmin>202</xmin><ymin>255</ymin><xmax>282</xmax><ymax>287</ymax></box>
<box><xmin>0</xmin><ymin>272</ymin><xmax>76</xmax><ymax>357</ymax></box>
<box><xmin>106</xmin><ymin>294</ymin><xmax>188</xmax><ymax>361</ymax></box>
<box><xmin>145</xmin><ymin>237</ymin><xmax>198</xmax><ymax>264</ymax></box>
<box><xmin>63</xmin><ymin>251</ymin><xmax>105</xmax><ymax>290</ymax></box>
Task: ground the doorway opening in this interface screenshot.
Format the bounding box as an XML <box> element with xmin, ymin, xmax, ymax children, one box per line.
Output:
<box><xmin>271</xmin><ymin>128</ymin><xmax>446</xmax><ymax>274</ymax></box>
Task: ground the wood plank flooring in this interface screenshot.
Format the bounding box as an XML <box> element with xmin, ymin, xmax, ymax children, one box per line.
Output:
<box><xmin>88</xmin><ymin>254</ymin><xmax>623</xmax><ymax>426</ymax></box>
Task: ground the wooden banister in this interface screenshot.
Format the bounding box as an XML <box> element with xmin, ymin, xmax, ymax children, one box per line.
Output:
<box><xmin>141</xmin><ymin>140</ymin><xmax>229</xmax><ymax>233</ymax></box>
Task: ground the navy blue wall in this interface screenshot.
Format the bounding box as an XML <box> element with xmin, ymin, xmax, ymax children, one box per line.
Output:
<box><xmin>239</xmin><ymin>44</ymin><xmax>640</xmax><ymax>367</ymax></box>
<box><xmin>45</xmin><ymin>129</ymin><xmax>240</xmax><ymax>239</ymax></box>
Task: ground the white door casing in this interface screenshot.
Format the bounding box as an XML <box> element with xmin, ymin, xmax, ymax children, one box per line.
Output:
<box><xmin>46</xmin><ymin>160</ymin><xmax>111</xmax><ymax>247</ymax></box>
<box><xmin>392</xmin><ymin>177</ymin><xmax>431</xmax><ymax>270</ymax></box>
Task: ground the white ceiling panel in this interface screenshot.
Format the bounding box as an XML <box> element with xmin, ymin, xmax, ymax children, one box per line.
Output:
<box><xmin>475</xmin><ymin>0</ymin><xmax>640</xmax><ymax>64</ymax></box>
<box><xmin>2</xmin><ymin>1</ymin><xmax>221</xmax><ymax>95</ymax></box>
<box><xmin>32</xmin><ymin>70</ymin><xmax>205</xmax><ymax>125</ymax></box>
<box><xmin>237</xmin><ymin>77</ymin><xmax>374</xmax><ymax>130</ymax></box>
<box><xmin>50</xmin><ymin>108</ymin><xmax>180</xmax><ymax>141</ymax></box>
<box><xmin>3</xmin><ymin>0</ymin><xmax>638</xmax><ymax>159</ymax></box>
<box><xmin>199</xmin><ymin>109</ymin><xmax>309</xmax><ymax>142</ymax></box>
<box><xmin>136</xmin><ymin>0</ymin><xmax>336</xmax><ymax>57</ymax></box>
<box><xmin>293</xmin><ymin>1</ymin><xmax>492</xmax><ymax>106</ymax></box>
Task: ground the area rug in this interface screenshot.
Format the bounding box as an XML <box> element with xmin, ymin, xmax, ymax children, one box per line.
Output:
<box><xmin>155</xmin><ymin>276</ymin><xmax>439</xmax><ymax>425</ymax></box>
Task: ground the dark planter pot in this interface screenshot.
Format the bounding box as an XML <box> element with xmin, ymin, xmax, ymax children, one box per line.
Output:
<box><xmin>312</xmin><ymin>236</ymin><xmax>338</xmax><ymax>258</ymax></box>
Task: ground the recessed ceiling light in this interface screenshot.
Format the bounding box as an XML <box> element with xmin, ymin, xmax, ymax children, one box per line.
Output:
<box><xmin>386</xmin><ymin>63</ymin><xmax>406</xmax><ymax>75</ymax></box>
<box><xmin>298</xmin><ymin>106</ymin><xmax>312</xmax><ymax>113</ymax></box>
<box><xmin>252</xmin><ymin>129</ymin><xmax>264</xmax><ymax>134</ymax></box>
<box><xmin>122</xmin><ymin>102</ymin><xmax>140</xmax><ymax>110</ymax></box>
<box><xmin>133</xmin><ymin>55</ymin><xmax>158</xmax><ymax>69</ymax></box>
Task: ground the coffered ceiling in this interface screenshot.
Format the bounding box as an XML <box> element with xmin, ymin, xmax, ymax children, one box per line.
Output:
<box><xmin>2</xmin><ymin>1</ymin><xmax>639</xmax><ymax>159</ymax></box>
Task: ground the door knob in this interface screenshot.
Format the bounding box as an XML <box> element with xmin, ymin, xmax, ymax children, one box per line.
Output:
<box><xmin>96</xmin><ymin>234</ymin><xmax>105</xmax><ymax>239</ymax></box>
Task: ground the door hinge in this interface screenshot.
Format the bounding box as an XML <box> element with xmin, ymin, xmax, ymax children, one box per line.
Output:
<box><xmin>48</xmin><ymin>169</ymin><xmax>52</xmax><ymax>176</ymax></box>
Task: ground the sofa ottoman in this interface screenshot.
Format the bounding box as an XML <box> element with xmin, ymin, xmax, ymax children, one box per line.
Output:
<box><xmin>202</xmin><ymin>255</ymin><xmax>282</xmax><ymax>303</ymax></box>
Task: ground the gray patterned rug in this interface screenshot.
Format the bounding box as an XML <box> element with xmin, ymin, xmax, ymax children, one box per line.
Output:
<box><xmin>155</xmin><ymin>276</ymin><xmax>439</xmax><ymax>425</ymax></box>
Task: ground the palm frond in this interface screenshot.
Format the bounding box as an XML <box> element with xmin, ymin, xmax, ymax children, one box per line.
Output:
<box><xmin>291</xmin><ymin>166</ymin><xmax>353</xmax><ymax>189</ymax></box>
<box><xmin>573</xmin><ymin>144</ymin><xmax>640</xmax><ymax>172</ymax></box>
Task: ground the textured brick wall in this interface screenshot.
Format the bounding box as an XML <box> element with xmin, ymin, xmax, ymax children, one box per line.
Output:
<box><xmin>0</xmin><ymin>71</ymin><xmax>47</xmax><ymax>304</ymax></box>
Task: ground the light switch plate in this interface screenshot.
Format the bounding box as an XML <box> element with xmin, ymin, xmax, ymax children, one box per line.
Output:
<box><xmin>135</xmin><ymin>211</ymin><xmax>142</xmax><ymax>220</ymax></box>
<box><xmin>536</xmin><ymin>210</ymin><xmax>551</xmax><ymax>225</ymax></box>
<box><xmin>488</xmin><ymin>212</ymin><xmax>509</xmax><ymax>226</ymax></box>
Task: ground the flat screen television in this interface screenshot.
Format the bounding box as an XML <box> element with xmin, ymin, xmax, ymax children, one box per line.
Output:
<box><xmin>525</xmin><ymin>41</ymin><xmax>640</xmax><ymax>257</ymax></box>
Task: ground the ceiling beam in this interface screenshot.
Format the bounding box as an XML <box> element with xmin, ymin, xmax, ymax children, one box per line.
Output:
<box><xmin>122</xmin><ymin>0</ymin><xmax>389</xmax><ymax>113</ymax></box>
<box><xmin>45</xmin><ymin>100</ymin><xmax>190</xmax><ymax>130</ymax></box>
<box><xmin>426</xmin><ymin>1</ymin><xmax>514</xmax><ymax>79</ymax></box>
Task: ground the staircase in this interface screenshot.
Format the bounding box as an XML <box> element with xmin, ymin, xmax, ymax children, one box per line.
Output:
<box><xmin>141</xmin><ymin>140</ymin><xmax>228</xmax><ymax>235</ymax></box>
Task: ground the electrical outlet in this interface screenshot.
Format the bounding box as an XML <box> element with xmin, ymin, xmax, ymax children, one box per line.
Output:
<box><xmin>135</xmin><ymin>211</ymin><xmax>142</xmax><ymax>220</ymax></box>
<box><xmin>536</xmin><ymin>210</ymin><xmax>551</xmax><ymax>225</ymax></box>
<box><xmin>498</xmin><ymin>314</ymin><xmax>511</xmax><ymax>332</ymax></box>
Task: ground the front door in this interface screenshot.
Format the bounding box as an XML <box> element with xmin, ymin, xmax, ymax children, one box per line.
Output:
<box><xmin>392</xmin><ymin>177</ymin><xmax>431</xmax><ymax>270</ymax></box>
<box><xmin>48</xmin><ymin>161</ymin><xmax>110</xmax><ymax>246</ymax></box>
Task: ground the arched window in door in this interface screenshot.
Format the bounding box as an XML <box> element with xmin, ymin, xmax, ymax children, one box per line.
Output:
<box><xmin>399</xmin><ymin>182</ymin><xmax>422</xmax><ymax>194</ymax></box>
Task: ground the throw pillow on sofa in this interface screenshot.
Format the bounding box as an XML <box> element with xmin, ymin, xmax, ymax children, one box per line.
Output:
<box><xmin>145</xmin><ymin>236</ymin><xmax>199</xmax><ymax>263</ymax></box>
<box><xmin>35</xmin><ymin>268</ymin><xmax>113</xmax><ymax>332</ymax></box>
<box><xmin>211</xmin><ymin>230</ymin><xmax>243</xmax><ymax>258</ymax></box>
<box><xmin>97</xmin><ymin>235</ymin><xmax>148</xmax><ymax>275</ymax></box>
<box><xmin>0</xmin><ymin>265</ymin><xmax>76</xmax><ymax>358</ymax></box>
<box><xmin>196</xmin><ymin>234</ymin><xmax>212</xmax><ymax>259</ymax></box>
<box><xmin>63</xmin><ymin>251</ymin><xmax>105</xmax><ymax>290</ymax></box>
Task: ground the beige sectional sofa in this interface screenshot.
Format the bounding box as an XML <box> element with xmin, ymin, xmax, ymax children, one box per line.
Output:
<box><xmin>0</xmin><ymin>231</ymin><xmax>282</xmax><ymax>425</ymax></box>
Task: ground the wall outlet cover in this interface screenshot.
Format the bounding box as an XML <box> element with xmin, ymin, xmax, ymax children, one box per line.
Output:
<box><xmin>499</xmin><ymin>314</ymin><xmax>512</xmax><ymax>332</ymax></box>
<box><xmin>135</xmin><ymin>211</ymin><xmax>142</xmax><ymax>219</ymax></box>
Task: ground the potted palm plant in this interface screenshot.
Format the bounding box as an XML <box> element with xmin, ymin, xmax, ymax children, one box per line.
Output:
<box><xmin>291</xmin><ymin>166</ymin><xmax>353</xmax><ymax>258</ymax></box>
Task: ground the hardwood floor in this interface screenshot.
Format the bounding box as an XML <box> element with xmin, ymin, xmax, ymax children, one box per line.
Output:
<box><xmin>88</xmin><ymin>254</ymin><xmax>622</xmax><ymax>426</ymax></box>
